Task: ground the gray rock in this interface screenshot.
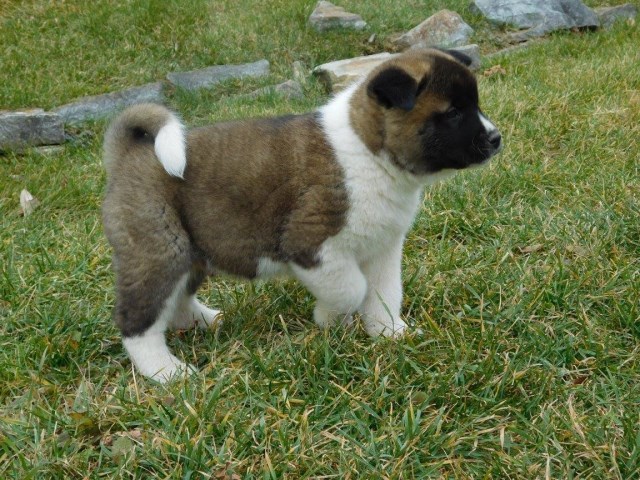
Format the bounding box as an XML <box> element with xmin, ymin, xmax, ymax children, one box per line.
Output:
<box><xmin>313</xmin><ymin>52</ymin><xmax>398</xmax><ymax>92</ymax></box>
<box><xmin>595</xmin><ymin>4</ymin><xmax>637</xmax><ymax>29</ymax></box>
<box><xmin>242</xmin><ymin>80</ymin><xmax>304</xmax><ymax>100</ymax></box>
<box><xmin>472</xmin><ymin>0</ymin><xmax>599</xmax><ymax>34</ymax></box>
<box><xmin>167</xmin><ymin>59</ymin><xmax>270</xmax><ymax>91</ymax></box>
<box><xmin>53</xmin><ymin>82</ymin><xmax>164</xmax><ymax>124</ymax></box>
<box><xmin>0</xmin><ymin>109</ymin><xmax>65</xmax><ymax>150</ymax></box>
<box><xmin>393</xmin><ymin>10</ymin><xmax>474</xmax><ymax>49</ymax></box>
<box><xmin>309</xmin><ymin>1</ymin><xmax>367</xmax><ymax>31</ymax></box>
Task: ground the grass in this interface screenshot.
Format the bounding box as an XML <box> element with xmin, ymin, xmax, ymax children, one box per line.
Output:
<box><xmin>1</xmin><ymin>0</ymin><xmax>639</xmax><ymax>478</ymax></box>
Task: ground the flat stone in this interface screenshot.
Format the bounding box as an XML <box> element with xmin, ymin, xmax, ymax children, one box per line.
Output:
<box><xmin>472</xmin><ymin>0</ymin><xmax>599</xmax><ymax>34</ymax></box>
<box><xmin>0</xmin><ymin>109</ymin><xmax>65</xmax><ymax>151</ymax></box>
<box><xmin>594</xmin><ymin>4</ymin><xmax>637</xmax><ymax>29</ymax></box>
<box><xmin>393</xmin><ymin>9</ymin><xmax>474</xmax><ymax>49</ymax></box>
<box><xmin>241</xmin><ymin>80</ymin><xmax>304</xmax><ymax>100</ymax></box>
<box><xmin>313</xmin><ymin>52</ymin><xmax>398</xmax><ymax>92</ymax></box>
<box><xmin>53</xmin><ymin>82</ymin><xmax>164</xmax><ymax>124</ymax></box>
<box><xmin>309</xmin><ymin>1</ymin><xmax>367</xmax><ymax>31</ymax></box>
<box><xmin>167</xmin><ymin>59</ymin><xmax>270</xmax><ymax>91</ymax></box>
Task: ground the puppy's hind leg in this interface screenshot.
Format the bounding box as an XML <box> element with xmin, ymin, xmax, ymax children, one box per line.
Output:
<box><xmin>170</xmin><ymin>264</ymin><xmax>223</xmax><ymax>331</ymax></box>
<box><xmin>116</xmin><ymin>271</ymin><xmax>197</xmax><ymax>383</ymax></box>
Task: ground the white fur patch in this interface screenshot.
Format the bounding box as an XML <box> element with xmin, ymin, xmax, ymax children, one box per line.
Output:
<box><xmin>155</xmin><ymin>117</ymin><xmax>187</xmax><ymax>178</ymax></box>
<box><xmin>479</xmin><ymin>112</ymin><xmax>497</xmax><ymax>135</ymax></box>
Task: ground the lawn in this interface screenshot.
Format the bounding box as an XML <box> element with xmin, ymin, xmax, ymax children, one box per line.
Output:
<box><xmin>1</xmin><ymin>0</ymin><xmax>639</xmax><ymax>478</ymax></box>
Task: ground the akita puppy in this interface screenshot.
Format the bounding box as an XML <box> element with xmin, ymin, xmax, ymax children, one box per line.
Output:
<box><xmin>102</xmin><ymin>48</ymin><xmax>502</xmax><ymax>382</ymax></box>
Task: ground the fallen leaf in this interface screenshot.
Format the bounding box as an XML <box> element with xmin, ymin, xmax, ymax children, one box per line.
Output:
<box><xmin>483</xmin><ymin>65</ymin><xmax>507</xmax><ymax>77</ymax></box>
<box><xmin>518</xmin><ymin>244</ymin><xmax>544</xmax><ymax>254</ymax></box>
<box><xmin>19</xmin><ymin>189</ymin><xmax>39</xmax><ymax>216</ymax></box>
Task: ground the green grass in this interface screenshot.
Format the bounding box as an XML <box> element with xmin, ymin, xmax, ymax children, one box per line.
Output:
<box><xmin>1</xmin><ymin>0</ymin><xmax>639</xmax><ymax>478</ymax></box>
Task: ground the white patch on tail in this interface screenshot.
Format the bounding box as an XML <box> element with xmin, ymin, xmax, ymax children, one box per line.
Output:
<box><xmin>154</xmin><ymin>117</ymin><xmax>187</xmax><ymax>178</ymax></box>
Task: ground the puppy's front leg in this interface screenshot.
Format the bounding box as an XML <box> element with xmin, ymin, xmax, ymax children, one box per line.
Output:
<box><xmin>292</xmin><ymin>253</ymin><xmax>367</xmax><ymax>329</ymax></box>
<box><xmin>360</xmin><ymin>239</ymin><xmax>407</xmax><ymax>337</ymax></box>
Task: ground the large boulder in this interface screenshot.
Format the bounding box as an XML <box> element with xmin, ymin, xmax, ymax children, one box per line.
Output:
<box><xmin>472</xmin><ymin>0</ymin><xmax>599</xmax><ymax>35</ymax></box>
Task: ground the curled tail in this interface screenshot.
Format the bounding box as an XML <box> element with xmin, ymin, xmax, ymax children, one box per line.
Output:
<box><xmin>103</xmin><ymin>103</ymin><xmax>187</xmax><ymax>178</ymax></box>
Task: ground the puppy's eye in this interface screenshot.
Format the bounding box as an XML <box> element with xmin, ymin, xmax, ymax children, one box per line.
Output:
<box><xmin>445</xmin><ymin>107</ymin><xmax>461</xmax><ymax>120</ymax></box>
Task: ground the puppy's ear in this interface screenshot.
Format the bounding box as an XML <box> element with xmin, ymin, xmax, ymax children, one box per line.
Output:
<box><xmin>367</xmin><ymin>67</ymin><xmax>418</xmax><ymax>111</ymax></box>
<box><xmin>440</xmin><ymin>48</ymin><xmax>473</xmax><ymax>67</ymax></box>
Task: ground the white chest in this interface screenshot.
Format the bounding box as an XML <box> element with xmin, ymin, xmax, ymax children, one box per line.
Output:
<box><xmin>339</xmin><ymin>169</ymin><xmax>423</xmax><ymax>260</ymax></box>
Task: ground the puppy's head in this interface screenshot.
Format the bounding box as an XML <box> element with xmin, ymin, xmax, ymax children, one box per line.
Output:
<box><xmin>351</xmin><ymin>48</ymin><xmax>502</xmax><ymax>175</ymax></box>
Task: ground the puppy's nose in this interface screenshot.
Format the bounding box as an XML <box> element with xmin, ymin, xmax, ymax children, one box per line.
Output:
<box><xmin>488</xmin><ymin>130</ymin><xmax>502</xmax><ymax>150</ymax></box>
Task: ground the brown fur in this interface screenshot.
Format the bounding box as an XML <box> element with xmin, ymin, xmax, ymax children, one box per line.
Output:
<box><xmin>103</xmin><ymin>110</ymin><xmax>347</xmax><ymax>336</ymax></box>
<box><xmin>181</xmin><ymin>114</ymin><xmax>348</xmax><ymax>276</ymax></box>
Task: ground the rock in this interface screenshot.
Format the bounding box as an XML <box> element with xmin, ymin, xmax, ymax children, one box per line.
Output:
<box><xmin>393</xmin><ymin>10</ymin><xmax>474</xmax><ymax>49</ymax></box>
<box><xmin>167</xmin><ymin>59</ymin><xmax>270</xmax><ymax>91</ymax></box>
<box><xmin>594</xmin><ymin>4</ymin><xmax>637</xmax><ymax>29</ymax></box>
<box><xmin>0</xmin><ymin>109</ymin><xmax>65</xmax><ymax>151</ymax></box>
<box><xmin>313</xmin><ymin>52</ymin><xmax>398</xmax><ymax>92</ymax></box>
<box><xmin>309</xmin><ymin>1</ymin><xmax>367</xmax><ymax>31</ymax></box>
<box><xmin>53</xmin><ymin>82</ymin><xmax>164</xmax><ymax>124</ymax></box>
<box><xmin>241</xmin><ymin>80</ymin><xmax>304</xmax><ymax>100</ymax></box>
<box><xmin>472</xmin><ymin>0</ymin><xmax>599</xmax><ymax>35</ymax></box>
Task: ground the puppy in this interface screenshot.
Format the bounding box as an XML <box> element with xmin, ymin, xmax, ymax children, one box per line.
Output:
<box><xmin>102</xmin><ymin>48</ymin><xmax>502</xmax><ymax>382</ymax></box>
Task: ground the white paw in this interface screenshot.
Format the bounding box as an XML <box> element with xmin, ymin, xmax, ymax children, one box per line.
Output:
<box><xmin>191</xmin><ymin>301</ymin><xmax>223</xmax><ymax>330</ymax></box>
<box><xmin>364</xmin><ymin>317</ymin><xmax>408</xmax><ymax>338</ymax></box>
<box><xmin>171</xmin><ymin>298</ymin><xmax>223</xmax><ymax>330</ymax></box>
<box><xmin>123</xmin><ymin>333</ymin><xmax>197</xmax><ymax>384</ymax></box>
<box><xmin>145</xmin><ymin>357</ymin><xmax>197</xmax><ymax>384</ymax></box>
<box><xmin>313</xmin><ymin>305</ymin><xmax>353</xmax><ymax>329</ymax></box>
